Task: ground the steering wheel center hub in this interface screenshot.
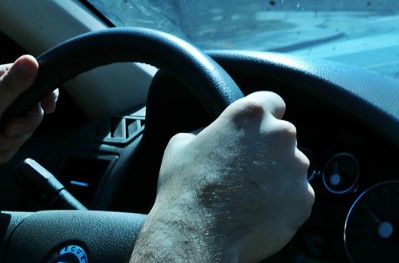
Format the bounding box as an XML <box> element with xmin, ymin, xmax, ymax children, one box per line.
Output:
<box><xmin>48</xmin><ymin>245</ymin><xmax>88</xmax><ymax>263</ymax></box>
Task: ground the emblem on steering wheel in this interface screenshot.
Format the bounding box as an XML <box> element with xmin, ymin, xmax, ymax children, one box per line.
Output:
<box><xmin>47</xmin><ymin>245</ymin><xmax>88</xmax><ymax>263</ymax></box>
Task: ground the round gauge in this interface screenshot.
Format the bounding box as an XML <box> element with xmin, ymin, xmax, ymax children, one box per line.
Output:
<box><xmin>323</xmin><ymin>153</ymin><xmax>359</xmax><ymax>194</ymax></box>
<box><xmin>344</xmin><ymin>180</ymin><xmax>399</xmax><ymax>262</ymax></box>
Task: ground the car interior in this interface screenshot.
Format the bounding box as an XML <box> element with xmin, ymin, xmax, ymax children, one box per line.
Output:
<box><xmin>0</xmin><ymin>1</ymin><xmax>398</xmax><ymax>262</ymax></box>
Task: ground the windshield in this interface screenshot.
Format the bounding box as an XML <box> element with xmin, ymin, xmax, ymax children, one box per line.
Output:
<box><xmin>84</xmin><ymin>0</ymin><xmax>399</xmax><ymax>80</ymax></box>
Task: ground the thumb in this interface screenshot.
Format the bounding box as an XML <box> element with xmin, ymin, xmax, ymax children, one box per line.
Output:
<box><xmin>0</xmin><ymin>55</ymin><xmax>38</xmax><ymax>116</ymax></box>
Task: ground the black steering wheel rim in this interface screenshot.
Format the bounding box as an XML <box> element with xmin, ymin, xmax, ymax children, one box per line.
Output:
<box><xmin>2</xmin><ymin>27</ymin><xmax>243</xmax><ymax>121</ymax></box>
<box><xmin>1</xmin><ymin>27</ymin><xmax>244</xmax><ymax>263</ymax></box>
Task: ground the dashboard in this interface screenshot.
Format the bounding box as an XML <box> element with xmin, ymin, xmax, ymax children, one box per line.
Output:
<box><xmin>213</xmin><ymin>52</ymin><xmax>399</xmax><ymax>262</ymax></box>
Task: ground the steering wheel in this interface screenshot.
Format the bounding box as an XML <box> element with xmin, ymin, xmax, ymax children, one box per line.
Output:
<box><xmin>0</xmin><ymin>27</ymin><xmax>244</xmax><ymax>262</ymax></box>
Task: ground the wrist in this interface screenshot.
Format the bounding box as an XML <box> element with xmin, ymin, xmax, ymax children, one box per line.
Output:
<box><xmin>130</xmin><ymin>190</ymin><xmax>242</xmax><ymax>262</ymax></box>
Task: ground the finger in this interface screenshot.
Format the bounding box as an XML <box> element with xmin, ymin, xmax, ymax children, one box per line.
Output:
<box><xmin>295</xmin><ymin>147</ymin><xmax>311</xmax><ymax>174</ymax></box>
<box><xmin>265</xmin><ymin>118</ymin><xmax>310</xmax><ymax>176</ymax></box>
<box><xmin>245</xmin><ymin>91</ymin><xmax>286</xmax><ymax>119</ymax></box>
<box><xmin>41</xmin><ymin>88</ymin><xmax>59</xmax><ymax>114</ymax></box>
<box><xmin>269</xmin><ymin>119</ymin><xmax>297</xmax><ymax>141</ymax></box>
<box><xmin>222</xmin><ymin>91</ymin><xmax>287</xmax><ymax>130</ymax></box>
<box><xmin>0</xmin><ymin>133</ymin><xmax>31</xmax><ymax>151</ymax></box>
<box><xmin>258</xmin><ymin>117</ymin><xmax>298</xmax><ymax>159</ymax></box>
<box><xmin>3</xmin><ymin>104</ymin><xmax>43</xmax><ymax>137</ymax></box>
<box><xmin>0</xmin><ymin>55</ymin><xmax>38</xmax><ymax>115</ymax></box>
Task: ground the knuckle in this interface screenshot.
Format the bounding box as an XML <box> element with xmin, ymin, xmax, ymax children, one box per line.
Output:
<box><xmin>259</xmin><ymin>91</ymin><xmax>286</xmax><ymax>116</ymax></box>
<box><xmin>166</xmin><ymin>132</ymin><xmax>194</xmax><ymax>150</ymax></box>
<box><xmin>240</xmin><ymin>99</ymin><xmax>266</xmax><ymax>116</ymax></box>
<box><xmin>273</xmin><ymin>121</ymin><xmax>297</xmax><ymax>140</ymax></box>
<box><xmin>283</xmin><ymin>121</ymin><xmax>297</xmax><ymax>136</ymax></box>
<box><xmin>305</xmin><ymin>185</ymin><xmax>316</xmax><ymax>217</ymax></box>
<box><xmin>296</xmin><ymin>148</ymin><xmax>310</xmax><ymax>171</ymax></box>
<box><xmin>229</xmin><ymin>99</ymin><xmax>265</xmax><ymax>126</ymax></box>
<box><xmin>169</xmin><ymin>132</ymin><xmax>187</xmax><ymax>144</ymax></box>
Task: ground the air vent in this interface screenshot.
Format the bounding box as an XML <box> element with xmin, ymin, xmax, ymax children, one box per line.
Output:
<box><xmin>85</xmin><ymin>116</ymin><xmax>144</xmax><ymax>144</ymax></box>
<box><xmin>57</xmin><ymin>155</ymin><xmax>117</xmax><ymax>208</ymax></box>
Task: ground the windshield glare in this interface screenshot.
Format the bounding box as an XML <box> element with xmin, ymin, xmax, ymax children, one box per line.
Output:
<box><xmin>86</xmin><ymin>0</ymin><xmax>399</xmax><ymax>79</ymax></box>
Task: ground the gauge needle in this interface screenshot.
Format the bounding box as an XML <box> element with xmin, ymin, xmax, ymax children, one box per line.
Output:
<box><xmin>362</xmin><ymin>203</ymin><xmax>381</xmax><ymax>223</ymax></box>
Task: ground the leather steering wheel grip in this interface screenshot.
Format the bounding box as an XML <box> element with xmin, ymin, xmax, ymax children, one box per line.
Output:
<box><xmin>2</xmin><ymin>27</ymin><xmax>243</xmax><ymax>122</ymax></box>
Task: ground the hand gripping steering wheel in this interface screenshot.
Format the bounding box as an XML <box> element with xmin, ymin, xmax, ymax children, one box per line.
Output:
<box><xmin>0</xmin><ymin>27</ymin><xmax>243</xmax><ymax>262</ymax></box>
